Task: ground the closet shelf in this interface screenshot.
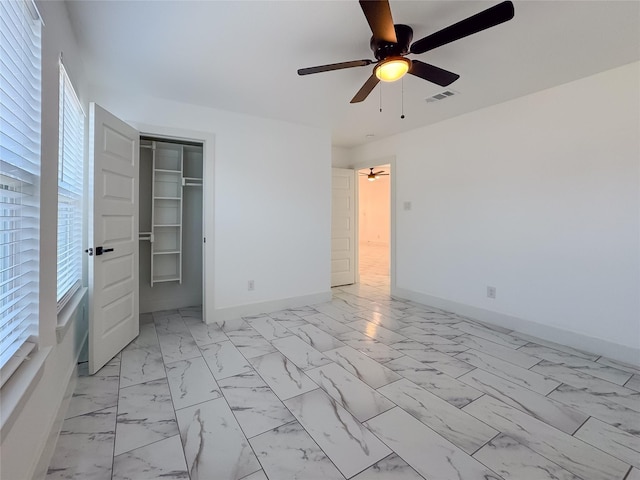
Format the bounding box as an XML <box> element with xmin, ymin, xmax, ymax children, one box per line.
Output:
<box><xmin>144</xmin><ymin>139</ymin><xmax>201</xmax><ymax>288</ymax></box>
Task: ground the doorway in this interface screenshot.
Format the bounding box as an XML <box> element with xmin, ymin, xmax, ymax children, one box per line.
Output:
<box><xmin>88</xmin><ymin>104</ymin><xmax>213</xmax><ymax>374</ymax></box>
<box><xmin>357</xmin><ymin>163</ymin><xmax>391</xmax><ymax>291</ymax></box>
<box><xmin>138</xmin><ymin>136</ymin><xmax>204</xmax><ymax>313</ymax></box>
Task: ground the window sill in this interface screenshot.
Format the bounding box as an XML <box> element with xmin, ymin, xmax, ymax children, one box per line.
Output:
<box><xmin>0</xmin><ymin>345</ymin><xmax>51</xmax><ymax>439</ymax></box>
<box><xmin>56</xmin><ymin>287</ymin><xmax>88</xmax><ymax>344</ymax></box>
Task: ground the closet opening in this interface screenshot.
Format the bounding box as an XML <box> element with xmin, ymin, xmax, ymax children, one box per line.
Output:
<box><xmin>139</xmin><ymin>136</ymin><xmax>204</xmax><ymax>315</ymax></box>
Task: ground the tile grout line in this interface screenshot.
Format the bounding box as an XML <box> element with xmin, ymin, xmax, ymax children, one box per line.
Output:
<box><xmin>110</xmin><ymin>351</ymin><xmax>123</xmax><ymax>480</ymax></box>
<box><xmin>220</xmin><ymin>310</ymin><xmax>347</xmax><ymax>480</ymax></box>
<box><xmin>155</xmin><ymin>312</ymin><xmax>193</xmax><ymax>479</ymax></box>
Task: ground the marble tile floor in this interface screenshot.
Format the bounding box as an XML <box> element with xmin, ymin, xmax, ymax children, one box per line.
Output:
<box><xmin>360</xmin><ymin>241</ymin><xmax>389</xmax><ymax>269</ymax></box>
<box><xmin>46</xmin><ymin>283</ymin><xmax>640</xmax><ymax>480</ymax></box>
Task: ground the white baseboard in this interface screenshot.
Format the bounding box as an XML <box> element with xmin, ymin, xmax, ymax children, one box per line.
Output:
<box><xmin>210</xmin><ymin>291</ymin><xmax>331</xmax><ymax>323</ymax></box>
<box><xmin>140</xmin><ymin>295</ymin><xmax>201</xmax><ymax>314</ymax></box>
<box><xmin>31</xmin><ymin>331</ymin><xmax>88</xmax><ymax>480</ymax></box>
<box><xmin>393</xmin><ymin>287</ymin><xmax>640</xmax><ymax>367</ymax></box>
<box><xmin>360</xmin><ymin>241</ymin><xmax>389</xmax><ymax>248</ymax></box>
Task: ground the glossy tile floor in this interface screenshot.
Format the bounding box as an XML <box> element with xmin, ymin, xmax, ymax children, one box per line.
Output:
<box><xmin>46</xmin><ymin>271</ymin><xmax>639</xmax><ymax>479</ymax></box>
<box><xmin>359</xmin><ymin>242</ymin><xmax>389</xmax><ymax>279</ymax></box>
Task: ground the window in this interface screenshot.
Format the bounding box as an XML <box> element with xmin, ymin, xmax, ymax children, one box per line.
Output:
<box><xmin>57</xmin><ymin>62</ymin><xmax>84</xmax><ymax>312</ymax></box>
<box><xmin>0</xmin><ymin>0</ymin><xmax>42</xmax><ymax>386</ymax></box>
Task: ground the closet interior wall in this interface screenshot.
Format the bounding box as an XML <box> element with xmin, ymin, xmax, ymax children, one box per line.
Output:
<box><xmin>139</xmin><ymin>138</ymin><xmax>203</xmax><ymax>313</ymax></box>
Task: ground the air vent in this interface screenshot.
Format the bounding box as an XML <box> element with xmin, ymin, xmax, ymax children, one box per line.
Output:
<box><xmin>425</xmin><ymin>90</ymin><xmax>457</xmax><ymax>103</ymax></box>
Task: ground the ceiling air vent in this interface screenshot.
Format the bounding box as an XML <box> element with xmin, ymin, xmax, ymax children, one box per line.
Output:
<box><xmin>425</xmin><ymin>90</ymin><xmax>457</xmax><ymax>103</ymax></box>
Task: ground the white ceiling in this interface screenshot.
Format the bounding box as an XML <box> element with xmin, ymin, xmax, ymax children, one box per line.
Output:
<box><xmin>65</xmin><ymin>1</ymin><xmax>639</xmax><ymax>148</ymax></box>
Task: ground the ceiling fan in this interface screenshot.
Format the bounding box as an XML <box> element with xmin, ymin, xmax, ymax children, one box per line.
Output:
<box><xmin>297</xmin><ymin>0</ymin><xmax>514</xmax><ymax>103</ymax></box>
<box><xmin>360</xmin><ymin>167</ymin><xmax>389</xmax><ymax>181</ymax></box>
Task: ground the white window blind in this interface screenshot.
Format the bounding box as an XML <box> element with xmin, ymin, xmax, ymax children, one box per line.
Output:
<box><xmin>57</xmin><ymin>62</ymin><xmax>83</xmax><ymax>312</ymax></box>
<box><xmin>0</xmin><ymin>0</ymin><xmax>42</xmax><ymax>385</ymax></box>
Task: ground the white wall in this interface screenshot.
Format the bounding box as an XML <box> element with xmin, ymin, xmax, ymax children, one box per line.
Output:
<box><xmin>332</xmin><ymin>146</ymin><xmax>352</xmax><ymax>168</ymax></box>
<box><xmin>351</xmin><ymin>62</ymin><xmax>640</xmax><ymax>363</ymax></box>
<box><xmin>90</xmin><ymin>86</ymin><xmax>332</xmax><ymax>321</ymax></box>
<box><xmin>0</xmin><ymin>2</ymin><xmax>89</xmax><ymax>479</ymax></box>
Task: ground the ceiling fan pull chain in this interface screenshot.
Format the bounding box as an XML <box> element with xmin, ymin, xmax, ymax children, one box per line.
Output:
<box><xmin>379</xmin><ymin>84</ymin><xmax>383</xmax><ymax>113</ymax></box>
<box><xmin>401</xmin><ymin>77</ymin><xmax>405</xmax><ymax>119</ymax></box>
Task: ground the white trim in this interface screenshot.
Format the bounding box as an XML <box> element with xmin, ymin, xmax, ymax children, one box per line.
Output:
<box><xmin>0</xmin><ymin>341</ymin><xmax>36</xmax><ymax>388</ymax></box>
<box><xmin>56</xmin><ymin>287</ymin><xmax>87</xmax><ymax>343</ymax></box>
<box><xmin>27</xmin><ymin>0</ymin><xmax>42</xmax><ymax>22</ymax></box>
<box><xmin>0</xmin><ymin>346</ymin><xmax>51</xmax><ymax>439</ymax></box>
<box><xmin>56</xmin><ymin>282</ymin><xmax>81</xmax><ymax>316</ymax></box>
<box><xmin>359</xmin><ymin>240</ymin><xmax>389</xmax><ymax>248</ymax></box>
<box><xmin>31</xmin><ymin>360</ymin><xmax>79</xmax><ymax>480</ymax></box>
<box><xmin>211</xmin><ymin>291</ymin><xmax>331</xmax><ymax>324</ymax></box>
<box><xmin>354</xmin><ymin>169</ymin><xmax>360</xmax><ymax>285</ymax></box>
<box><xmin>139</xmin><ymin>294</ymin><xmax>203</xmax><ymax>314</ymax></box>
<box><xmin>31</xmin><ymin>326</ymin><xmax>87</xmax><ymax>480</ymax></box>
<box><xmin>131</xmin><ymin>122</ymin><xmax>214</xmax><ymax>324</ymax></box>
<box><xmin>393</xmin><ymin>286</ymin><xmax>640</xmax><ymax>367</ymax></box>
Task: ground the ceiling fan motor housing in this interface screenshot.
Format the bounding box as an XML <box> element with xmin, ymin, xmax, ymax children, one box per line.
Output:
<box><xmin>370</xmin><ymin>24</ymin><xmax>413</xmax><ymax>60</ymax></box>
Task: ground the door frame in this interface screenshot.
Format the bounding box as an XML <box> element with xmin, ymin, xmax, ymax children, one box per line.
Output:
<box><xmin>133</xmin><ymin>122</ymin><xmax>215</xmax><ymax>324</ymax></box>
<box><xmin>352</xmin><ymin>156</ymin><xmax>396</xmax><ymax>291</ymax></box>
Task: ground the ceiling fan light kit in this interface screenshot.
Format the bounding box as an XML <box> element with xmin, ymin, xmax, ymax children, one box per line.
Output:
<box><xmin>297</xmin><ymin>0</ymin><xmax>515</xmax><ymax>104</ymax></box>
<box><xmin>375</xmin><ymin>57</ymin><xmax>411</xmax><ymax>82</ymax></box>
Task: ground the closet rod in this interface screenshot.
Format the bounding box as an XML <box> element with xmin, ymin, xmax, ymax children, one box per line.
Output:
<box><xmin>182</xmin><ymin>177</ymin><xmax>203</xmax><ymax>187</ymax></box>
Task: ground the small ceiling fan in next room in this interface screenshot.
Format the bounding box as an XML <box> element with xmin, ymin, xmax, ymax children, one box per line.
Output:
<box><xmin>297</xmin><ymin>0</ymin><xmax>515</xmax><ymax>103</ymax></box>
<box><xmin>360</xmin><ymin>167</ymin><xmax>389</xmax><ymax>181</ymax></box>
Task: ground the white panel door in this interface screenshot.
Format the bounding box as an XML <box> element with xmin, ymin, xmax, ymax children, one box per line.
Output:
<box><xmin>331</xmin><ymin>168</ymin><xmax>356</xmax><ymax>287</ymax></box>
<box><xmin>88</xmin><ymin>103</ymin><xmax>139</xmax><ymax>374</ymax></box>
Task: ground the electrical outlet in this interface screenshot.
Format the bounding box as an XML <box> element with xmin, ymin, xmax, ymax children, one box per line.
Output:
<box><xmin>248</xmin><ymin>280</ymin><xmax>255</xmax><ymax>291</ymax></box>
<box><xmin>487</xmin><ymin>286</ymin><xmax>496</xmax><ymax>299</ymax></box>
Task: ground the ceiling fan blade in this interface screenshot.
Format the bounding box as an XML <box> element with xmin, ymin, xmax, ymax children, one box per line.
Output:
<box><xmin>410</xmin><ymin>1</ymin><xmax>514</xmax><ymax>55</ymax></box>
<box><xmin>359</xmin><ymin>0</ymin><xmax>397</xmax><ymax>43</ymax></box>
<box><xmin>298</xmin><ymin>59</ymin><xmax>373</xmax><ymax>76</ymax></box>
<box><xmin>350</xmin><ymin>74</ymin><xmax>380</xmax><ymax>103</ymax></box>
<box><xmin>374</xmin><ymin>170</ymin><xmax>385</xmax><ymax>175</ymax></box>
<box><xmin>409</xmin><ymin>60</ymin><xmax>460</xmax><ymax>87</ymax></box>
